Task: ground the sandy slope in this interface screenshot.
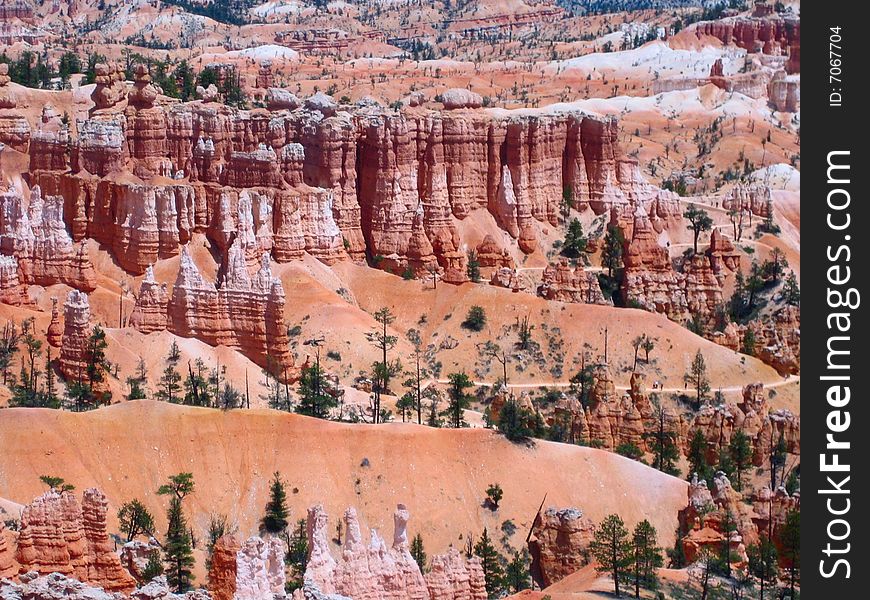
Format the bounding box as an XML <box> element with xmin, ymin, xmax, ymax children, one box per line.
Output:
<box><xmin>0</xmin><ymin>401</ymin><xmax>687</xmax><ymax>556</ymax></box>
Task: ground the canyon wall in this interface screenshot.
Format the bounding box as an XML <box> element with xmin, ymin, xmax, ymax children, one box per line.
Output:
<box><xmin>10</xmin><ymin>66</ymin><xmax>678</xmax><ymax>288</ymax></box>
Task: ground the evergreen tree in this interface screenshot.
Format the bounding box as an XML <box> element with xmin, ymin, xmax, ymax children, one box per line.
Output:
<box><xmin>729</xmin><ymin>268</ymin><xmax>749</xmax><ymax>322</ymax></box>
<box><xmin>157</xmin><ymin>342</ymin><xmax>182</xmax><ymax>403</ymax></box>
<box><xmin>366</xmin><ymin>308</ymin><xmax>397</xmax><ymax>423</ymax></box>
<box><xmin>590</xmin><ymin>514</ymin><xmax>632</xmax><ymax>598</ymax></box>
<box><xmin>562</xmin><ymin>218</ymin><xmax>588</xmax><ymax>258</ymax></box>
<box><xmin>296</xmin><ymin>363</ymin><xmax>337</xmax><ymax>419</ymax></box>
<box><xmin>183</xmin><ymin>358</ymin><xmax>212</xmax><ymax>407</ymax></box>
<box><xmin>746</xmin><ymin>260</ymin><xmax>765</xmax><ymax>312</ymax></box>
<box><xmin>601</xmin><ymin>223</ymin><xmax>624</xmax><ymax>279</ymax></box>
<box><xmin>782</xmin><ymin>271</ymin><xmax>800</xmax><ymax>306</ymax></box>
<box><xmin>142</xmin><ymin>550</ymin><xmax>164</xmax><ymax>582</ymax></box>
<box><xmin>0</xmin><ymin>320</ymin><xmax>20</xmax><ymax>385</ymax></box>
<box><xmin>461</xmin><ymin>306</ymin><xmax>487</xmax><ymax>332</ymax></box>
<box><xmin>466</xmin><ymin>250</ymin><xmax>481</xmax><ymax>282</ymax></box>
<box><xmin>157</xmin><ymin>473</ymin><xmax>195</xmax><ymax>593</ymax></box>
<box><xmin>473</xmin><ymin>528</ymin><xmax>504</xmax><ymax>597</ymax></box>
<box><xmin>286</xmin><ymin>519</ymin><xmax>308</xmax><ymax>592</ymax></box>
<box><xmin>643</xmin><ymin>401</ymin><xmax>681</xmax><ymax>477</ymax></box>
<box><xmin>496</xmin><ymin>396</ymin><xmax>535</xmax><ymax>442</ymax></box>
<box><xmin>260</xmin><ymin>472</ymin><xmax>289</xmax><ymax>535</ymax></box>
<box><xmin>683</xmin><ymin>204</ymin><xmax>713</xmax><ymax>254</ymax></box>
<box><xmin>503</xmin><ymin>550</ymin><xmax>531</xmax><ymax>592</ymax></box>
<box><xmin>118</xmin><ymin>499</ymin><xmax>155</xmax><ymax>542</ymax></box>
<box><xmin>630</xmin><ymin>520</ymin><xmax>663</xmax><ymax>597</ymax></box>
<box><xmin>747</xmin><ymin>538</ymin><xmax>778</xmax><ymax>600</ymax></box>
<box><xmin>741</xmin><ymin>328</ymin><xmax>756</xmax><ymax>356</ymax></box>
<box><xmin>728</xmin><ymin>430</ymin><xmax>752</xmax><ymax>491</ymax></box>
<box><xmin>780</xmin><ymin>510</ymin><xmax>800</xmax><ymax>599</ymax></box>
<box><xmin>684</xmin><ymin>350</ymin><xmax>710</xmax><ymax>410</ymax></box>
<box><xmin>444</xmin><ymin>371</ymin><xmax>473</xmax><ymax>428</ymax></box>
<box><xmin>126</xmin><ymin>357</ymin><xmax>148</xmax><ymax>400</ymax></box>
<box><xmin>174</xmin><ymin>60</ymin><xmax>196</xmax><ymax>101</ymax></box>
<box><xmin>410</xmin><ymin>533</ymin><xmax>427</xmax><ymax>572</ymax></box>
<box><xmin>687</xmin><ymin>430</ymin><xmax>712</xmax><ymax>483</ymax></box>
<box><xmin>84</xmin><ymin>325</ymin><xmax>111</xmax><ymax>404</ymax></box>
<box><xmin>397</xmin><ymin>392</ymin><xmax>415</xmax><ymax>423</ymax></box>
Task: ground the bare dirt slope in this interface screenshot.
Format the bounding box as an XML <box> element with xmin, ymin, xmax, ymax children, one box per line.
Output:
<box><xmin>0</xmin><ymin>401</ymin><xmax>688</xmax><ymax>554</ymax></box>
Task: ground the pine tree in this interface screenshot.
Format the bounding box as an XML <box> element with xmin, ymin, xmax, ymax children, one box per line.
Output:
<box><xmin>683</xmin><ymin>204</ymin><xmax>713</xmax><ymax>254</ymax></box>
<box><xmin>126</xmin><ymin>357</ymin><xmax>148</xmax><ymax>400</ymax></box>
<box><xmin>466</xmin><ymin>250</ymin><xmax>481</xmax><ymax>282</ymax></box>
<box><xmin>410</xmin><ymin>533</ymin><xmax>427</xmax><ymax>572</ymax></box>
<box><xmin>85</xmin><ymin>326</ymin><xmax>111</xmax><ymax>405</ymax></box>
<box><xmin>157</xmin><ymin>473</ymin><xmax>195</xmax><ymax>592</ymax></box>
<box><xmin>286</xmin><ymin>519</ymin><xmax>308</xmax><ymax>592</ymax></box>
<box><xmin>748</xmin><ymin>537</ymin><xmax>778</xmax><ymax>600</ymax></box>
<box><xmin>157</xmin><ymin>342</ymin><xmax>182</xmax><ymax>403</ymax></box>
<box><xmin>503</xmin><ymin>550</ymin><xmax>531</xmax><ymax>592</ymax></box>
<box><xmin>296</xmin><ymin>362</ymin><xmax>337</xmax><ymax>419</ymax></box>
<box><xmin>687</xmin><ymin>430</ymin><xmax>712</xmax><ymax>483</ymax></box>
<box><xmin>643</xmin><ymin>402</ymin><xmax>681</xmax><ymax>477</ymax></box>
<box><xmin>590</xmin><ymin>514</ymin><xmax>632</xmax><ymax>598</ymax></box>
<box><xmin>444</xmin><ymin>371</ymin><xmax>473</xmax><ymax>428</ymax></box>
<box><xmin>631</xmin><ymin>520</ymin><xmax>663</xmax><ymax>597</ymax></box>
<box><xmin>260</xmin><ymin>472</ymin><xmax>289</xmax><ymax>535</ymax></box>
<box><xmin>163</xmin><ymin>496</ymin><xmax>194</xmax><ymax>592</ymax></box>
<box><xmin>601</xmin><ymin>223</ymin><xmax>624</xmax><ymax>279</ymax></box>
<box><xmin>118</xmin><ymin>499</ymin><xmax>155</xmax><ymax>542</ymax></box>
<box><xmin>562</xmin><ymin>218</ymin><xmax>587</xmax><ymax>258</ymax></box>
<box><xmin>366</xmin><ymin>308</ymin><xmax>397</xmax><ymax>423</ymax></box>
<box><xmin>473</xmin><ymin>528</ymin><xmax>504</xmax><ymax>597</ymax></box>
<box><xmin>728</xmin><ymin>430</ymin><xmax>752</xmax><ymax>491</ymax></box>
<box><xmin>142</xmin><ymin>549</ymin><xmax>164</xmax><ymax>582</ymax></box>
<box><xmin>780</xmin><ymin>510</ymin><xmax>800</xmax><ymax>599</ymax></box>
<box><xmin>684</xmin><ymin>350</ymin><xmax>710</xmax><ymax>410</ymax></box>
<box><xmin>496</xmin><ymin>396</ymin><xmax>535</xmax><ymax>441</ymax></box>
<box><xmin>782</xmin><ymin>271</ymin><xmax>800</xmax><ymax>306</ymax></box>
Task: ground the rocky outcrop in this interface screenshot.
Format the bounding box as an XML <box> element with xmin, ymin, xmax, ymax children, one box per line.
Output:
<box><xmin>17</xmin><ymin>92</ymin><xmax>674</xmax><ymax>281</ymax></box>
<box><xmin>120</xmin><ymin>539</ymin><xmax>161</xmax><ymax>584</ymax></box>
<box><xmin>303</xmin><ymin>504</ymin><xmax>485</xmax><ymax>600</ymax></box>
<box><xmin>0</xmin><ymin>185</ymin><xmax>97</xmax><ymax>291</ymax></box>
<box><xmin>59</xmin><ymin>289</ymin><xmax>92</xmax><ymax>383</ymax></box>
<box><xmin>233</xmin><ymin>536</ymin><xmax>287</xmax><ymax>600</ymax></box>
<box><xmin>208</xmin><ymin>536</ymin><xmax>240</xmax><ymax>600</ymax></box>
<box><xmin>440</xmin><ymin>89</ymin><xmax>483</xmax><ymax>110</ymax></box>
<box><xmin>130</xmin><ymin>576</ymin><xmax>212</xmax><ymax>600</ymax></box>
<box><xmin>0</xmin><ymin>572</ymin><xmax>118</xmax><ymax>600</ymax></box>
<box><xmin>706</xmin><ymin>229</ymin><xmax>740</xmax><ymax>274</ymax></box>
<box><xmin>0</xmin><ymin>254</ymin><xmax>28</xmax><ymax>305</ymax></box>
<box><xmin>46</xmin><ymin>297</ymin><xmax>63</xmax><ymax>346</ymax></box>
<box><xmin>14</xmin><ymin>489</ymin><xmax>135</xmax><ymax>593</ymax></box>
<box><xmin>537</xmin><ymin>259</ymin><xmax>608</xmax><ymax>304</ymax></box>
<box><xmin>767</xmin><ymin>71</ymin><xmax>800</xmax><ymax>112</ymax></box>
<box><xmin>722</xmin><ymin>183</ymin><xmax>772</xmax><ymax>218</ymax></box>
<box><xmin>132</xmin><ymin>244</ymin><xmax>293</xmax><ymax>376</ymax></box>
<box><xmin>424</xmin><ymin>549</ymin><xmax>487</xmax><ymax>600</ymax></box>
<box><xmin>621</xmin><ymin>204</ymin><xmax>686</xmax><ymax>320</ymax></box>
<box><xmin>694</xmin><ymin>14</ymin><xmax>800</xmax><ymax>72</ymax></box>
<box><xmin>0</xmin><ymin>520</ymin><xmax>16</xmax><ymax>579</ymax></box>
<box><xmin>528</xmin><ymin>507</ymin><xmax>595</xmax><ymax>587</ymax></box>
<box><xmin>81</xmin><ymin>489</ymin><xmax>138</xmax><ymax>593</ymax></box>
<box><xmin>0</xmin><ymin>64</ymin><xmax>29</xmax><ymax>151</ymax></box>
<box><xmin>677</xmin><ymin>470</ymin><xmax>800</xmax><ymax>570</ymax></box>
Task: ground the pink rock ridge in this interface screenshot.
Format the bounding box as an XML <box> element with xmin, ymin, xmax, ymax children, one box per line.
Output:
<box><xmin>14</xmin><ymin>488</ymin><xmax>136</xmax><ymax>594</ymax></box>
<box><xmin>130</xmin><ymin>241</ymin><xmax>293</xmax><ymax>377</ymax></box>
<box><xmin>0</xmin><ymin>184</ymin><xmax>97</xmax><ymax>292</ymax></box>
<box><xmin>16</xmin><ymin>72</ymin><xmax>680</xmax><ymax>283</ymax></box>
<box><xmin>528</xmin><ymin>507</ymin><xmax>595</xmax><ymax>587</ymax></box>
<box><xmin>302</xmin><ymin>503</ymin><xmax>486</xmax><ymax>600</ymax></box>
